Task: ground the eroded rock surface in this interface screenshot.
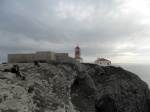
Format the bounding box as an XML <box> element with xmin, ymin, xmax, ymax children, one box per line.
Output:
<box><xmin>71</xmin><ymin>64</ymin><xmax>150</xmax><ymax>112</ymax></box>
<box><xmin>0</xmin><ymin>62</ymin><xmax>150</xmax><ymax>112</ymax></box>
<box><xmin>0</xmin><ymin>62</ymin><xmax>77</xmax><ymax>112</ymax></box>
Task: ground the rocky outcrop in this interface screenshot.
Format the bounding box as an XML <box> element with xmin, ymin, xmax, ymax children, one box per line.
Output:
<box><xmin>0</xmin><ymin>62</ymin><xmax>78</xmax><ymax>112</ymax></box>
<box><xmin>71</xmin><ymin>64</ymin><xmax>150</xmax><ymax>112</ymax></box>
<box><xmin>0</xmin><ymin>62</ymin><xmax>150</xmax><ymax>112</ymax></box>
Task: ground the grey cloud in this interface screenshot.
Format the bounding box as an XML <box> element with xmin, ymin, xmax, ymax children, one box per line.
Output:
<box><xmin>0</xmin><ymin>0</ymin><xmax>150</xmax><ymax>63</ymax></box>
<box><xmin>0</xmin><ymin>0</ymin><xmax>142</xmax><ymax>43</ymax></box>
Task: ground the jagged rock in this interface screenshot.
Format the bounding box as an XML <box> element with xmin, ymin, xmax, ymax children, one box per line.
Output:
<box><xmin>0</xmin><ymin>63</ymin><xmax>77</xmax><ymax>112</ymax></box>
<box><xmin>34</xmin><ymin>60</ymin><xmax>40</xmax><ymax>67</ymax></box>
<box><xmin>71</xmin><ymin>64</ymin><xmax>150</xmax><ymax>112</ymax></box>
<box><xmin>94</xmin><ymin>66</ymin><xmax>150</xmax><ymax>112</ymax></box>
<box><xmin>0</xmin><ymin>62</ymin><xmax>150</xmax><ymax>112</ymax></box>
<box><xmin>95</xmin><ymin>94</ymin><xmax>117</xmax><ymax>112</ymax></box>
<box><xmin>3</xmin><ymin>69</ymin><xmax>10</xmax><ymax>72</ymax></box>
<box><xmin>84</xmin><ymin>72</ymin><xmax>97</xmax><ymax>91</ymax></box>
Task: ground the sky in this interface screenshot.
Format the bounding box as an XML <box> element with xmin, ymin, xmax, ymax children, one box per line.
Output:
<box><xmin>0</xmin><ymin>0</ymin><xmax>150</xmax><ymax>63</ymax></box>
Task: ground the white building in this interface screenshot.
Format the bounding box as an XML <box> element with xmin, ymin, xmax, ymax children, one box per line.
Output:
<box><xmin>95</xmin><ymin>58</ymin><xmax>111</xmax><ymax>66</ymax></box>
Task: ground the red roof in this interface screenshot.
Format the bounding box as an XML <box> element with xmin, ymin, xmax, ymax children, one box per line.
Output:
<box><xmin>97</xmin><ymin>58</ymin><xmax>110</xmax><ymax>61</ymax></box>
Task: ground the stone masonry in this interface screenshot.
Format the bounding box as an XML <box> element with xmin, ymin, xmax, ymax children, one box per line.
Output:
<box><xmin>8</xmin><ymin>51</ymin><xmax>69</xmax><ymax>63</ymax></box>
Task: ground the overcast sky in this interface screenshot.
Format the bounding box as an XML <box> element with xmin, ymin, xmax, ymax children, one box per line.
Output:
<box><xmin>0</xmin><ymin>0</ymin><xmax>150</xmax><ymax>63</ymax></box>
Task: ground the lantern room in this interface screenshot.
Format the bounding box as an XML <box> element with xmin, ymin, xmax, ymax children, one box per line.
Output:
<box><xmin>75</xmin><ymin>45</ymin><xmax>80</xmax><ymax>54</ymax></box>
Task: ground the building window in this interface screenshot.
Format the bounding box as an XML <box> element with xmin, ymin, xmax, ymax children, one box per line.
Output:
<box><xmin>107</xmin><ymin>63</ymin><xmax>109</xmax><ymax>65</ymax></box>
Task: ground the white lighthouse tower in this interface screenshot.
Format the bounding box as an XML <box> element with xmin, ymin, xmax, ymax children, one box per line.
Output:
<box><xmin>74</xmin><ymin>45</ymin><xmax>83</xmax><ymax>63</ymax></box>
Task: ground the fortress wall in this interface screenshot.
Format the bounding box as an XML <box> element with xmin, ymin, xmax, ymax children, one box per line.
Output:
<box><xmin>8</xmin><ymin>53</ymin><xmax>35</xmax><ymax>63</ymax></box>
<box><xmin>55</xmin><ymin>53</ymin><xmax>69</xmax><ymax>61</ymax></box>
<box><xmin>59</xmin><ymin>57</ymin><xmax>77</xmax><ymax>63</ymax></box>
<box><xmin>35</xmin><ymin>51</ymin><xmax>55</xmax><ymax>61</ymax></box>
<box><xmin>51</xmin><ymin>52</ymin><xmax>56</xmax><ymax>60</ymax></box>
<box><xmin>63</xmin><ymin>57</ymin><xmax>80</xmax><ymax>66</ymax></box>
<box><xmin>26</xmin><ymin>54</ymin><xmax>36</xmax><ymax>62</ymax></box>
<box><xmin>7</xmin><ymin>51</ymin><xmax>74</xmax><ymax>63</ymax></box>
<box><xmin>8</xmin><ymin>54</ymin><xmax>19</xmax><ymax>63</ymax></box>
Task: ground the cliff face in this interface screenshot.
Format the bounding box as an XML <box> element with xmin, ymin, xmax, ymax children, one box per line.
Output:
<box><xmin>0</xmin><ymin>62</ymin><xmax>150</xmax><ymax>112</ymax></box>
<box><xmin>71</xmin><ymin>64</ymin><xmax>150</xmax><ymax>112</ymax></box>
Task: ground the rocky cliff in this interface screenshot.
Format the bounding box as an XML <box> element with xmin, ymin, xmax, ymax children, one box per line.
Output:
<box><xmin>0</xmin><ymin>62</ymin><xmax>150</xmax><ymax>112</ymax></box>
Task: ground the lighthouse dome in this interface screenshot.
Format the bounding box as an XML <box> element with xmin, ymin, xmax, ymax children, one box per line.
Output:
<box><xmin>75</xmin><ymin>45</ymin><xmax>80</xmax><ymax>49</ymax></box>
<box><xmin>75</xmin><ymin>45</ymin><xmax>81</xmax><ymax>52</ymax></box>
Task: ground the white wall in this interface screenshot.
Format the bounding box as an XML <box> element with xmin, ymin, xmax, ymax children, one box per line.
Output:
<box><xmin>95</xmin><ymin>61</ymin><xmax>111</xmax><ymax>66</ymax></box>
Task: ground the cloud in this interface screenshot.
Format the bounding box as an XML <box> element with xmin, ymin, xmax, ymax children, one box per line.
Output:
<box><xmin>0</xmin><ymin>0</ymin><xmax>150</xmax><ymax>63</ymax></box>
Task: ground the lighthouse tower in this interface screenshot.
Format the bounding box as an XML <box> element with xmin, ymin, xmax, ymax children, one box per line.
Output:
<box><xmin>74</xmin><ymin>45</ymin><xmax>83</xmax><ymax>63</ymax></box>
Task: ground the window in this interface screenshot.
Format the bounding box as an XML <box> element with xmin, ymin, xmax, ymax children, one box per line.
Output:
<box><xmin>107</xmin><ymin>63</ymin><xmax>109</xmax><ymax>65</ymax></box>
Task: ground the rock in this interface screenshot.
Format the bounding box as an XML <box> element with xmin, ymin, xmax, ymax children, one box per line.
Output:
<box><xmin>34</xmin><ymin>60</ymin><xmax>40</xmax><ymax>67</ymax></box>
<box><xmin>84</xmin><ymin>72</ymin><xmax>97</xmax><ymax>92</ymax></box>
<box><xmin>0</xmin><ymin>63</ymin><xmax>78</xmax><ymax>112</ymax></box>
<box><xmin>3</xmin><ymin>69</ymin><xmax>10</xmax><ymax>72</ymax></box>
<box><xmin>94</xmin><ymin>66</ymin><xmax>150</xmax><ymax>112</ymax></box>
<box><xmin>0</xmin><ymin>62</ymin><xmax>150</xmax><ymax>112</ymax></box>
<box><xmin>2</xmin><ymin>62</ymin><xmax>7</xmax><ymax>64</ymax></box>
<box><xmin>71</xmin><ymin>64</ymin><xmax>150</xmax><ymax>112</ymax></box>
<box><xmin>95</xmin><ymin>95</ymin><xmax>117</xmax><ymax>112</ymax></box>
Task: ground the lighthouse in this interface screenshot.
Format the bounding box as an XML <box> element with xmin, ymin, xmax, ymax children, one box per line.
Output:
<box><xmin>74</xmin><ymin>45</ymin><xmax>83</xmax><ymax>63</ymax></box>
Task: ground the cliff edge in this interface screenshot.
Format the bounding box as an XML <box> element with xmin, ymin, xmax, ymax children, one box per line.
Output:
<box><xmin>0</xmin><ymin>62</ymin><xmax>150</xmax><ymax>112</ymax></box>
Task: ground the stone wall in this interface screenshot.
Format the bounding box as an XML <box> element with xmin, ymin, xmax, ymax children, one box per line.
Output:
<box><xmin>8</xmin><ymin>52</ymin><xmax>69</xmax><ymax>63</ymax></box>
<box><xmin>35</xmin><ymin>51</ymin><xmax>56</xmax><ymax>61</ymax></box>
<box><xmin>7</xmin><ymin>52</ymin><xmax>83</xmax><ymax>68</ymax></box>
<box><xmin>55</xmin><ymin>53</ymin><xmax>69</xmax><ymax>61</ymax></box>
<box><xmin>8</xmin><ymin>53</ymin><xmax>35</xmax><ymax>63</ymax></box>
<box><xmin>26</xmin><ymin>54</ymin><xmax>36</xmax><ymax>62</ymax></box>
<box><xmin>51</xmin><ymin>52</ymin><xmax>56</xmax><ymax>60</ymax></box>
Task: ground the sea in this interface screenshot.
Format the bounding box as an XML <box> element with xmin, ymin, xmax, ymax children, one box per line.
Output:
<box><xmin>113</xmin><ymin>63</ymin><xmax>150</xmax><ymax>88</ymax></box>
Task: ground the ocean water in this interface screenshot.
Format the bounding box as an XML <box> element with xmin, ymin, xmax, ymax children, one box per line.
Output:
<box><xmin>113</xmin><ymin>63</ymin><xmax>150</xmax><ymax>88</ymax></box>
